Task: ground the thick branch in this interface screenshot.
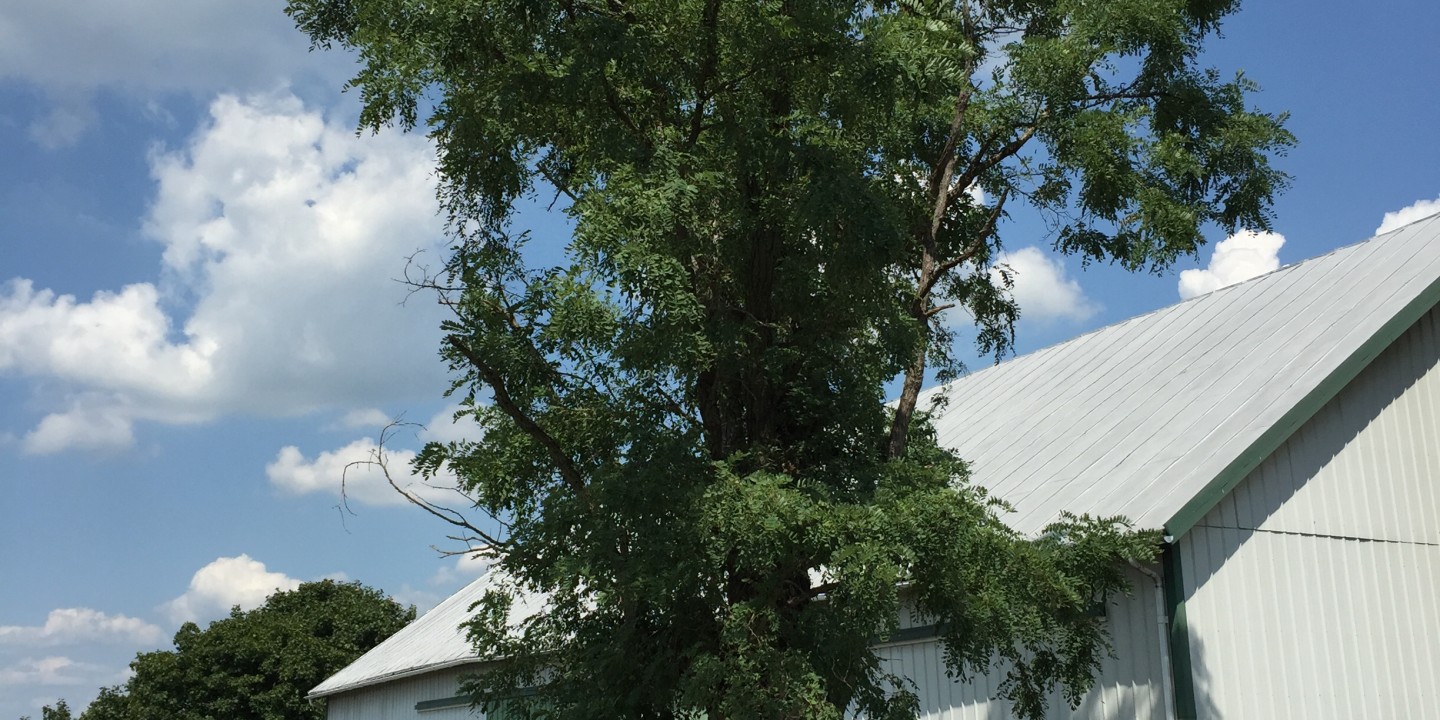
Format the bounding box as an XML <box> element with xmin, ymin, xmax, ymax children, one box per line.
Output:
<box><xmin>950</xmin><ymin>122</ymin><xmax>1039</xmax><ymax>203</ymax></box>
<box><xmin>446</xmin><ymin>335</ymin><xmax>595</xmax><ymax>509</ymax></box>
<box><xmin>683</xmin><ymin>0</ymin><xmax>723</xmax><ymax>149</ymax></box>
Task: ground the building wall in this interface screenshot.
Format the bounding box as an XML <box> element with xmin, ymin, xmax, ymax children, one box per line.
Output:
<box><xmin>325</xmin><ymin>666</ymin><xmax>477</xmax><ymax>720</ymax></box>
<box><xmin>878</xmin><ymin>563</ymin><xmax>1169</xmax><ymax>720</ymax></box>
<box><xmin>1177</xmin><ymin>304</ymin><xmax>1440</xmax><ymax>718</ymax></box>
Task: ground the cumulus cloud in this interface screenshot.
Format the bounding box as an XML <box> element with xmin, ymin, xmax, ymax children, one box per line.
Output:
<box><xmin>430</xmin><ymin>553</ymin><xmax>493</xmax><ymax>588</ymax></box>
<box><xmin>1376</xmin><ymin>195</ymin><xmax>1440</xmax><ymax>235</ymax></box>
<box><xmin>0</xmin><ymin>93</ymin><xmax>449</xmax><ymax>453</ymax></box>
<box><xmin>160</xmin><ymin>555</ymin><xmax>302</xmax><ymax>625</ymax></box>
<box><xmin>0</xmin><ymin>609</ymin><xmax>164</xmax><ymax>648</ymax></box>
<box><xmin>20</xmin><ymin>395</ymin><xmax>139</xmax><ymax>455</ymax></box>
<box><xmin>388</xmin><ymin>585</ymin><xmax>444</xmax><ymax>613</ymax></box>
<box><xmin>338</xmin><ymin>408</ymin><xmax>392</xmax><ymax>431</ymax></box>
<box><xmin>268</xmin><ymin>439</ymin><xmax>425</xmax><ymax>507</ymax></box>
<box><xmin>1</xmin><ymin>0</ymin><xmax>351</xmax><ymax>143</ymax></box>
<box><xmin>0</xmin><ymin>0</ymin><xmax>334</xmax><ymax>92</ymax></box>
<box><xmin>991</xmin><ymin>247</ymin><xmax>1100</xmax><ymax>324</ymax></box>
<box><xmin>266</xmin><ymin>438</ymin><xmax>465</xmax><ymax>508</ymax></box>
<box><xmin>0</xmin><ymin>656</ymin><xmax>106</xmax><ymax>687</ymax></box>
<box><xmin>418</xmin><ymin>404</ymin><xmax>485</xmax><ymax>446</ymax></box>
<box><xmin>1177</xmin><ymin>230</ymin><xmax>1285</xmax><ymax>300</ymax></box>
<box><xmin>268</xmin><ymin>404</ymin><xmax>480</xmax><ymax>507</ymax></box>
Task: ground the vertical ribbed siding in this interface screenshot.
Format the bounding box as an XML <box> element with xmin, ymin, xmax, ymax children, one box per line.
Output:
<box><xmin>1178</xmin><ymin>304</ymin><xmax>1440</xmax><ymax>719</ymax></box>
<box><xmin>326</xmin><ymin>666</ymin><xmax>476</xmax><ymax>720</ymax></box>
<box><xmin>878</xmin><ymin>564</ymin><xmax>1167</xmax><ymax>720</ymax></box>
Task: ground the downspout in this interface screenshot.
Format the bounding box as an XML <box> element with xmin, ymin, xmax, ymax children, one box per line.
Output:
<box><xmin>1127</xmin><ymin>557</ymin><xmax>1176</xmax><ymax>720</ymax></box>
<box><xmin>1159</xmin><ymin>536</ymin><xmax>1199</xmax><ymax>719</ymax></box>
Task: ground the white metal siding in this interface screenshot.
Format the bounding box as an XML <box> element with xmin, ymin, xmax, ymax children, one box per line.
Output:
<box><xmin>325</xmin><ymin>666</ymin><xmax>478</xmax><ymax>720</ymax></box>
<box><xmin>330</xmin><ymin>572</ymin><xmax>1166</xmax><ymax>720</ymax></box>
<box><xmin>880</xmin><ymin>565</ymin><xmax>1167</xmax><ymax>720</ymax></box>
<box><xmin>1178</xmin><ymin>304</ymin><xmax>1440</xmax><ymax>718</ymax></box>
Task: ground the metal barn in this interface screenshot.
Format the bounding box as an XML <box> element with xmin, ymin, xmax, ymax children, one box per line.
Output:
<box><xmin>311</xmin><ymin>214</ymin><xmax>1440</xmax><ymax>719</ymax></box>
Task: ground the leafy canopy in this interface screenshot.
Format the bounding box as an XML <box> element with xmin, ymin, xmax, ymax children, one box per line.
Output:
<box><xmin>75</xmin><ymin>581</ymin><xmax>414</xmax><ymax>720</ymax></box>
<box><xmin>287</xmin><ymin>0</ymin><xmax>1290</xmax><ymax>718</ymax></box>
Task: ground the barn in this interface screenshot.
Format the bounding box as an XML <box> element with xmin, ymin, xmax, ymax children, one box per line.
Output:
<box><xmin>311</xmin><ymin>214</ymin><xmax>1440</xmax><ymax>719</ymax></box>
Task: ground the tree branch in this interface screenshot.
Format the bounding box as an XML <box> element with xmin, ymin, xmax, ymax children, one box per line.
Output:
<box><xmin>446</xmin><ymin>335</ymin><xmax>595</xmax><ymax>509</ymax></box>
<box><xmin>341</xmin><ymin>423</ymin><xmax>512</xmax><ymax>553</ymax></box>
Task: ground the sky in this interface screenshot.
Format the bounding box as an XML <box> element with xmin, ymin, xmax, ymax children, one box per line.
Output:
<box><xmin>1</xmin><ymin>2</ymin><xmax>1438</xmax><ymax>716</ymax></box>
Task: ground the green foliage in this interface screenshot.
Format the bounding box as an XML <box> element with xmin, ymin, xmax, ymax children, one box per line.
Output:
<box><xmin>42</xmin><ymin>701</ymin><xmax>72</xmax><ymax>720</ymax></box>
<box><xmin>75</xmin><ymin>581</ymin><xmax>414</xmax><ymax>720</ymax></box>
<box><xmin>21</xmin><ymin>699</ymin><xmax>73</xmax><ymax>720</ymax></box>
<box><xmin>287</xmin><ymin>1</ymin><xmax>1289</xmax><ymax>718</ymax></box>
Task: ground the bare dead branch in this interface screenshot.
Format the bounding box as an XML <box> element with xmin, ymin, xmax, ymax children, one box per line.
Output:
<box><xmin>338</xmin><ymin>422</ymin><xmax>514</xmax><ymax>555</ymax></box>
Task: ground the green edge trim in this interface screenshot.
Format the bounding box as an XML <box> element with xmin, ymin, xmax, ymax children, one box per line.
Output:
<box><xmin>1162</xmin><ymin>543</ymin><xmax>1198</xmax><ymax>720</ymax></box>
<box><xmin>879</xmin><ymin>623</ymin><xmax>942</xmax><ymax>644</ymax></box>
<box><xmin>415</xmin><ymin>695</ymin><xmax>470</xmax><ymax>711</ymax></box>
<box><xmin>416</xmin><ymin>687</ymin><xmax>538</xmax><ymax>712</ymax></box>
<box><xmin>1164</xmin><ymin>273</ymin><xmax>1440</xmax><ymax>539</ymax></box>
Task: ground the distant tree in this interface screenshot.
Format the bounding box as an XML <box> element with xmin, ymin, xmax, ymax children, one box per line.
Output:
<box><xmin>75</xmin><ymin>581</ymin><xmax>413</xmax><ymax>720</ymax></box>
<box><xmin>40</xmin><ymin>701</ymin><xmax>72</xmax><ymax>720</ymax></box>
<box><xmin>17</xmin><ymin>699</ymin><xmax>72</xmax><ymax>720</ymax></box>
<box><xmin>16</xmin><ymin>699</ymin><xmax>73</xmax><ymax>720</ymax></box>
<box><xmin>287</xmin><ymin>1</ymin><xmax>1292</xmax><ymax>719</ymax></box>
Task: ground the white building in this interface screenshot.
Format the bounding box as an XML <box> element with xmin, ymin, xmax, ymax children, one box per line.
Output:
<box><xmin>312</xmin><ymin>214</ymin><xmax>1440</xmax><ymax>719</ymax></box>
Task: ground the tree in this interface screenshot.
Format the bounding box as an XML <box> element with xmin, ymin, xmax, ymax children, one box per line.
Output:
<box><xmin>76</xmin><ymin>581</ymin><xmax>414</xmax><ymax>720</ymax></box>
<box><xmin>286</xmin><ymin>1</ymin><xmax>1291</xmax><ymax>718</ymax></box>
<box><xmin>17</xmin><ymin>699</ymin><xmax>72</xmax><ymax>720</ymax></box>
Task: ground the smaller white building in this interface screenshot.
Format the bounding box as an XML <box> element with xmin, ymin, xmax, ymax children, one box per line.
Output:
<box><xmin>313</xmin><ymin>214</ymin><xmax>1440</xmax><ymax>719</ymax></box>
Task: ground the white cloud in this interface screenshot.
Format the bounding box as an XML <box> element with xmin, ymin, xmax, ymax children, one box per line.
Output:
<box><xmin>0</xmin><ymin>0</ymin><xmax>352</xmax><ymax>143</ymax></box>
<box><xmin>161</xmin><ymin>555</ymin><xmax>303</xmax><ymax>625</ymax></box>
<box><xmin>1177</xmin><ymin>230</ymin><xmax>1285</xmax><ymax>300</ymax></box>
<box><xmin>339</xmin><ymin>408</ymin><xmax>392</xmax><ymax>431</ymax></box>
<box><xmin>430</xmin><ymin>553</ymin><xmax>493</xmax><ymax>588</ymax></box>
<box><xmin>388</xmin><ymin>585</ymin><xmax>443</xmax><ymax>613</ymax></box>
<box><xmin>267</xmin><ymin>437</ymin><xmax>465</xmax><ymax>508</ymax></box>
<box><xmin>992</xmin><ymin>247</ymin><xmax>1100</xmax><ymax>324</ymax></box>
<box><xmin>268</xmin><ymin>403</ymin><xmax>482</xmax><ymax>507</ymax></box>
<box><xmin>0</xmin><ymin>0</ymin><xmax>329</xmax><ymax>91</ymax></box>
<box><xmin>418</xmin><ymin>404</ymin><xmax>485</xmax><ymax>446</ymax></box>
<box><xmin>0</xmin><ymin>609</ymin><xmax>165</xmax><ymax>648</ymax></box>
<box><xmin>1376</xmin><ymin>195</ymin><xmax>1440</xmax><ymax>235</ymax></box>
<box><xmin>0</xmin><ymin>656</ymin><xmax>104</xmax><ymax>687</ymax></box>
<box><xmin>0</xmin><ymin>93</ymin><xmax>450</xmax><ymax>453</ymax></box>
<box><xmin>21</xmin><ymin>395</ymin><xmax>138</xmax><ymax>455</ymax></box>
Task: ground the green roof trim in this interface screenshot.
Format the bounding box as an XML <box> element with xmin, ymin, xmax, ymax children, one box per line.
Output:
<box><xmin>416</xmin><ymin>687</ymin><xmax>538</xmax><ymax>713</ymax></box>
<box><xmin>1163</xmin><ymin>274</ymin><xmax>1440</xmax><ymax>540</ymax></box>
<box><xmin>415</xmin><ymin>695</ymin><xmax>470</xmax><ymax>711</ymax></box>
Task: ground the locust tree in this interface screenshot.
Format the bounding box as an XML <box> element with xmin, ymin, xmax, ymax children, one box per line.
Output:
<box><xmin>288</xmin><ymin>1</ymin><xmax>1291</xmax><ymax>718</ymax></box>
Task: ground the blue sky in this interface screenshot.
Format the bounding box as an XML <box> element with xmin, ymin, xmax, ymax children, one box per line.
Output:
<box><xmin>1</xmin><ymin>1</ymin><xmax>1437</xmax><ymax>716</ymax></box>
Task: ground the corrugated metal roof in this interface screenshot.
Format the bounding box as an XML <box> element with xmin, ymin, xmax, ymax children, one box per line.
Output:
<box><xmin>309</xmin><ymin>570</ymin><xmax>545</xmax><ymax>698</ymax></box>
<box><xmin>313</xmin><ymin>213</ymin><xmax>1440</xmax><ymax>699</ymax></box>
<box><xmin>926</xmin><ymin>212</ymin><xmax>1440</xmax><ymax>536</ymax></box>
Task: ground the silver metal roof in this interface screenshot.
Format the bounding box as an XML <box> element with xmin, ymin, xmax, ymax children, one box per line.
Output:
<box><xmin>309</xmin><ymin>570</ymin><xmax>545</xmax><ymax>698</ymax></box>
<box><xmin>927</xmin><ymin>212</ymin><xmax>1440</xmax><ymax>537</ymax></box>
<box><xmin>312</xmin><ymin>213</ymin><xmax>1440</xmax><ymax>698</ymax></box>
